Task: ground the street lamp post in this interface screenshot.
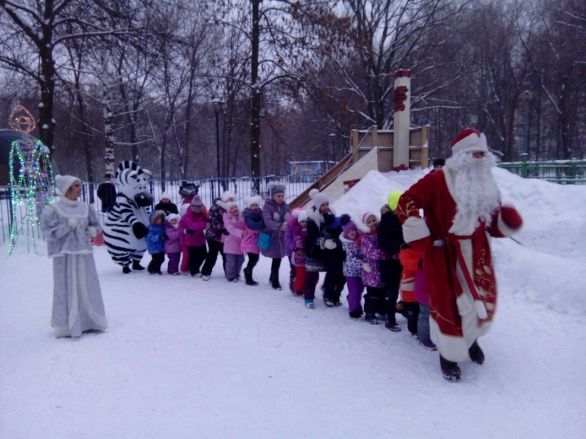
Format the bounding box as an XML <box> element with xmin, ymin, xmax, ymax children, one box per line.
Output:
<box><xmin>212</xmin><ymin>99</ymin><xmax>225</xmax><ymax>196</ymax></box>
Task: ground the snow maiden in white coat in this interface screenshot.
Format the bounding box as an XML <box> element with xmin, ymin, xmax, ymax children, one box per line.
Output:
<box><xmin>397</xmin><ymin>128</ymin><xmax>523</xmax><ymax>382</ymax></box>
<box><xmin>40</xmin><ymin>175</ymin><xmax>108</xmax><ymax>338</ymax></box>
<box><xmin>103</xmin><ymin>161</ymin><xmax>153</xmax><ymax>274</ymax></box>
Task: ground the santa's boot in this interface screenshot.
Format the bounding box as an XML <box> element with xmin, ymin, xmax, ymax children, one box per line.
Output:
<box><xmin>439</xmin><ymin>355</ymin><xmax>461</xmax><ymax>382</ymax></box>
<box><xmin>469</xmin><ymin>340</ymin><xmax>485</xmax><ymax>365</ymax></box>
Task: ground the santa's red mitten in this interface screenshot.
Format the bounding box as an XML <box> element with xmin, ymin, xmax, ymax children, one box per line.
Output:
<box><xmin>500</xmin><ymin>205</ymin><xmax>523</xmax><ymax>230</ymax></box>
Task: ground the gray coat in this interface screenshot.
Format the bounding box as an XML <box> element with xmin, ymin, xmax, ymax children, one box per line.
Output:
<box><xmin>261</xmin><ymin>197</ymin><xmax>291</xmax><ymax>259</ymax></box>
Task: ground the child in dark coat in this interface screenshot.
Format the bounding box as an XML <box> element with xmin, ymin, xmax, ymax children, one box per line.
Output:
<box><xmin>378</xmin><ymin>193</ymin><xmax>405</xmax><ymax>332</ymax></box>
<box><xmin>146</xmin><ymin>210</ymin><xmax>167</xmax><ymax>274</ymax></box>
<box><xmin>241</xmin><ymin>196</ymin><xmax>264</xmax><ymax>286</ymax></box>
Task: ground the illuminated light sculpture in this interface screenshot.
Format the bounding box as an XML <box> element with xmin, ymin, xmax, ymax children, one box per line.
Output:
<box><xmin>8</xmin><ymin>104</ymin><xmax>36</xmax><ymax>133</ymax></box>
<box><xmin>8</xmin><ymin>137</ymin><xmax>56</xmax><ymax>254</ymax></box>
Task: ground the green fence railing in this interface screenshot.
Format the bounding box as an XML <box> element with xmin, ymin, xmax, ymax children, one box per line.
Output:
<box><xmin>499</xmin><ymin>158</ymin><xmax>586</xmax><ymax>185</ymax></box>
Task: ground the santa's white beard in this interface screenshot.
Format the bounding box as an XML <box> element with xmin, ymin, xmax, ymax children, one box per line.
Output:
<box><xmin>445</xmin><ymin>151</ymin><xmax>500</xmax><ymax>231</ymax></box>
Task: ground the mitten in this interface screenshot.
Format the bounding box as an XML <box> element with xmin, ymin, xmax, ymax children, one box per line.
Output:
<box><xmin>500</xmin><ymin>205</ymin><xmax>523</xmax><ymax>230</ymax></box>
<box><xmin>362</xmin><ymin>263</ymin><xmax>372</xmax><ymax>273</ymax></box>
<box><xmin>67</xmin><ymin>217</ymin><xmax>79</xmax><ymax>229</ymax></box>
<box><xmin>132</xmin><ymin>222</ymin><xmax>148</xmax><ymax>239</ymax></box>
<box><xmin>323</xmin><ymin>239</ymin><xmax>337</xmax><ymax>250</ymax></box>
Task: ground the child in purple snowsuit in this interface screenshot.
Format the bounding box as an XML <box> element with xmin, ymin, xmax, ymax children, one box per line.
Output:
<box><xmin>340</xmin><ymin>215</ymin><xmax>364</xmax><ymax>319</ymax></box>
<box><xmin>360</xmin><ymin>212</ymin><xmax>389</xmax><ymax>324</ymax></box>
<box><xmin>165</xmin><ymin>213</ymin><xmax>181</xmax><ymax>275</ymax></box>
<box><xmin>223</xmin><ymin>202</ymin><xmax>246</xmax><ymax>282</ymax></box>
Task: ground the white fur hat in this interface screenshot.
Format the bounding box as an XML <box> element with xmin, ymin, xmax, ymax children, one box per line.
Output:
<box><xmin>297</xmin><ymin>210</ymin><xmax>309</xmax><ymax>223</ymax></box>
<box><xmin>451</xmin><ymin>128</ymin><xmax>489</xmax><ymax>155</ymax></box>
<box><xmin>309</xmin><ymin>188</ymin><xmax>329</xmax><ymax>209</ymax></box>
<box><xmin>55</xmin><ymin>174</ymin><xmax>80</xmax><ymax>196</ymax></box>
<box><xmin>167</xmin><ymin>213</ymin><xmax>180</xmax><ymax>222</ymax></box>
<box><xmin>245</xmin><ymin>195</ymin><xmax>262</xmax><ymax>208</ymax></box>
<box><xmin>221</xmin><ymin>191</ymin><xmax>236</xmax><ymax>202</ymax></box>
<box><xmin>160</xmin><ymin>192</ymin><xmax>172</xmax><ymax>201</ymax></box>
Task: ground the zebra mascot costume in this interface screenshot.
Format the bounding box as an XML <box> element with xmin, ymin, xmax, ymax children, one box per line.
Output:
<box><xmin>103</xmin><ymin>161</ymin><xmax>153</xmax><ymax>273</ymax></box>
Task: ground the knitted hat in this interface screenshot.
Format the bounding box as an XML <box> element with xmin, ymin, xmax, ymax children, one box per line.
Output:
<box><xmin>160</xmin><ymin>192</ymin><xmax>172</xmax><ymax>201</ymax></box>
<box><xmin>267</xmin><ymin>182</ymin><xmax>286</xmax><ymax>198</ymax></box>
<box><xmin>190</xmin><ymin>195</ymin><xmax>203</xmax><ymax>207</ymax></box>
<box><xmin>309</xmin><ymin>188</ymin><xmax>329</xmax><ymax>209</ymax></box>
<box><xmin>245</xmin><ymin>195</ymin><xmax>262</xmax><ymax>209</ymax></box>
<box><xmin>362</xmin><ymin>212</ymin><xmax>377</xmax><ymax>225</ymax></box>
<box><xmin>451</xmin><ymin>128</ymin><xmax>489</xmax><ymax>155</ymax></box>
<box><xmin>341</xmin><ymin>219</ymin><xmax>358</xmax><ymax>239</ymax></box>
<box><xmin>167</xmin><ymin>213</ymin><xmax>180</xmax><ymax>222</ymax></box>
<box><xmin>55</xmin><ymin>174</ymin><xmax>80</xmax><ymax>196</ymax></box>
<box><xmin>221</xmin><ymin>191</ymin><xmax>236</xmax><ymax>202</ymax></box>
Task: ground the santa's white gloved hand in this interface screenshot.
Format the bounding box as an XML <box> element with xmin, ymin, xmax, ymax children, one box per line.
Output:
<box><xmin>86</xmin><ymin>226</ymin><xmax>98</xmax><ymax>238</ymax></box>
<box><xmin>67</xmin><ymin>217</ymin><xmax>79</xmax><ymax>229</ymax></box>
<box><xmin>362</xmin><ymin>263</ymin><xmax>372</xmax><ymax>273</ymax></box>
<box><xmin>323</xmin><ymin>239</ymin><xmax>337</xmax><ymax>250</ymax></box>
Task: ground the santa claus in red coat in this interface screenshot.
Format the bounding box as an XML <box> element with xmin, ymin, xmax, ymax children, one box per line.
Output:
<box><xmin>397</xmin><ymin>128</ymin><xmax>523</xmax><ymax>381</ymax></box>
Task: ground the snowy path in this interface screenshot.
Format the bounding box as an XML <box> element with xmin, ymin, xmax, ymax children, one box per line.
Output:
<box><xmin>1</xmin><ymin>246</ymin><xmax>585</xmax><ymax>439</ymax></box>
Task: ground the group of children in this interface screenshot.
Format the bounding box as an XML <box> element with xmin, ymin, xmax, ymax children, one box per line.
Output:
<box><xmin>143</xmin><ymin>186</ymin><xmax>436</xmax><ymax>351</ymax></box>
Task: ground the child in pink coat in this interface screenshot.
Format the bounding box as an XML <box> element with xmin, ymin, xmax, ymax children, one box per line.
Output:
<box><xmin>179</xmin><ymin>196</ymin><xmax>208</xmax><ymax>277</ymax></box>
<box><xmin>223</xmin><ymin>202</ymin><xmax>246</xmax><ymax>282</ymax></box>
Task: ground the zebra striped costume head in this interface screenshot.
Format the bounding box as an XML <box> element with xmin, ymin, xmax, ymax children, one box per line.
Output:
<box><xmin>115</xmin><ymin>160</ymin><xmax>153</xmax><ymax>206</ymax></box>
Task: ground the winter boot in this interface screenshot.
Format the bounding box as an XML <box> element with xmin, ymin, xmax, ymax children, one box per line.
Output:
<box><xmin>132</xmin><ymin>261</ymin><xmax>145</xmax><ymax>271</ymax></box>
<box><xmin>304</xmin><ymin>299</ymin><xmax>315</xmax><ymax>309</ymax></box>
<box><xmin>364</xmin><ymin>314</ymin><xmax>381</xmax><ymax>325</ymax></box>
<box><xmin>385</xmin><ymin>320</ymin><xmax>402</xmax><ymax>332</ymax></box>
<box><xmin>469</xmin><ymin>341</ymin><xmax>485</xmax><ymax>365</ymax></box>
<box><xmin>122</xmin><ymin>266</ymin><xmax>131</xmax><ymax>274</ymax></box>
<box><xmin>440</xmin><ymin>355</ymin><xmax>462</xmax><ymax>382</ymax></box>
<box><xmin>244</xmin><ymin>268</ymin><xmax>258</xmax><ymax>286</ymax></box>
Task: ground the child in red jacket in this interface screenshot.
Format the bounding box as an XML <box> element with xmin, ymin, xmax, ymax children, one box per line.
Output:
<box><xmin>398</xmin><ymin>244</ymin><xmax>422</xmax><ymax>336</ymax></box>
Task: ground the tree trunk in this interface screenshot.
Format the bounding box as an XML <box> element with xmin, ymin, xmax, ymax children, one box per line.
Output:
<box><xmin>250</xmin><ymin>0</ymin><xmax>261</xmax><ymax>188</ymax></box>
<box><xmin>38</xmin><ymin>3</ymin><xmax>56</xmax><ymax>154</ymax></box>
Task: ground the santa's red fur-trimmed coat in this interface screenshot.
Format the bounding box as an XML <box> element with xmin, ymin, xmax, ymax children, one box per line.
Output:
<box><xmin>397</xmin><ymin>168</ymin><xmax>522</xmax><ymax>361</ymax></box>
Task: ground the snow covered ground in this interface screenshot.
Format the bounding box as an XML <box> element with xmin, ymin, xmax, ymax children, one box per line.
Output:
<box><xmin>1</xmin><ymin>169</ymin><xmax>586</xmax><ymax>439</ymax></box>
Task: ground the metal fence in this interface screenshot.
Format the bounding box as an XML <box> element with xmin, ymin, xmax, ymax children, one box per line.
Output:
<box><xmin>0</xmin><ymin>175</ymin><xmax>320</xmax><ymax>247</ymax></box>
<box><xmin>499</xmin><ymin>159</ymin><xmax>586</xmax><ymax>184</ymax></box>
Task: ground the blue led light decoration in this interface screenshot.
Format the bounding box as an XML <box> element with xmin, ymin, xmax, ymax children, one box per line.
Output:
<box><xmin>8</xmin><ymin>138</ymin><xmax>56</xmax><ymax>254</ymax></box>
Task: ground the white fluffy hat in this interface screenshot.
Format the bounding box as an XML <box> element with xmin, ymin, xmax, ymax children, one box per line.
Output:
<box><xmin>309</xmin><ymin>188</ymin><xmax>329</xmax><ymax>209</ymax></box>
<box><xmin>451</xmin><ymin>128</ymin><xmax>489</xmax><ymax>155</ymax></box>
<box><xmin>245</xmin><ymin>195</ymin><xmax>262</xmax><ymax>208</ymax></box>
<box><xmin>55</xmin><ymin>174</ymin><xmax>80</xmax><ymax>196</ymax></box>
<box><xmin>221</xmin><ymin>191</ymin><xmax>236</xmax><ymax>202</ymax></box>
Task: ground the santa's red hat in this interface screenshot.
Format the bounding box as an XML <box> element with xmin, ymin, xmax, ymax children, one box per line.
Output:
<box><xmin>451</xmin><ymin>128</ymin><xmax>489</xmax><ymax>155</ymax></box>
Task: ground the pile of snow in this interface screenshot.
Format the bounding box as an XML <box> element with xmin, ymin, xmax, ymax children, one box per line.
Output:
<box><xmin>334</xmin><ymin>168</ymin><xmax>586</xmax><ymax>316</ymax></box>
